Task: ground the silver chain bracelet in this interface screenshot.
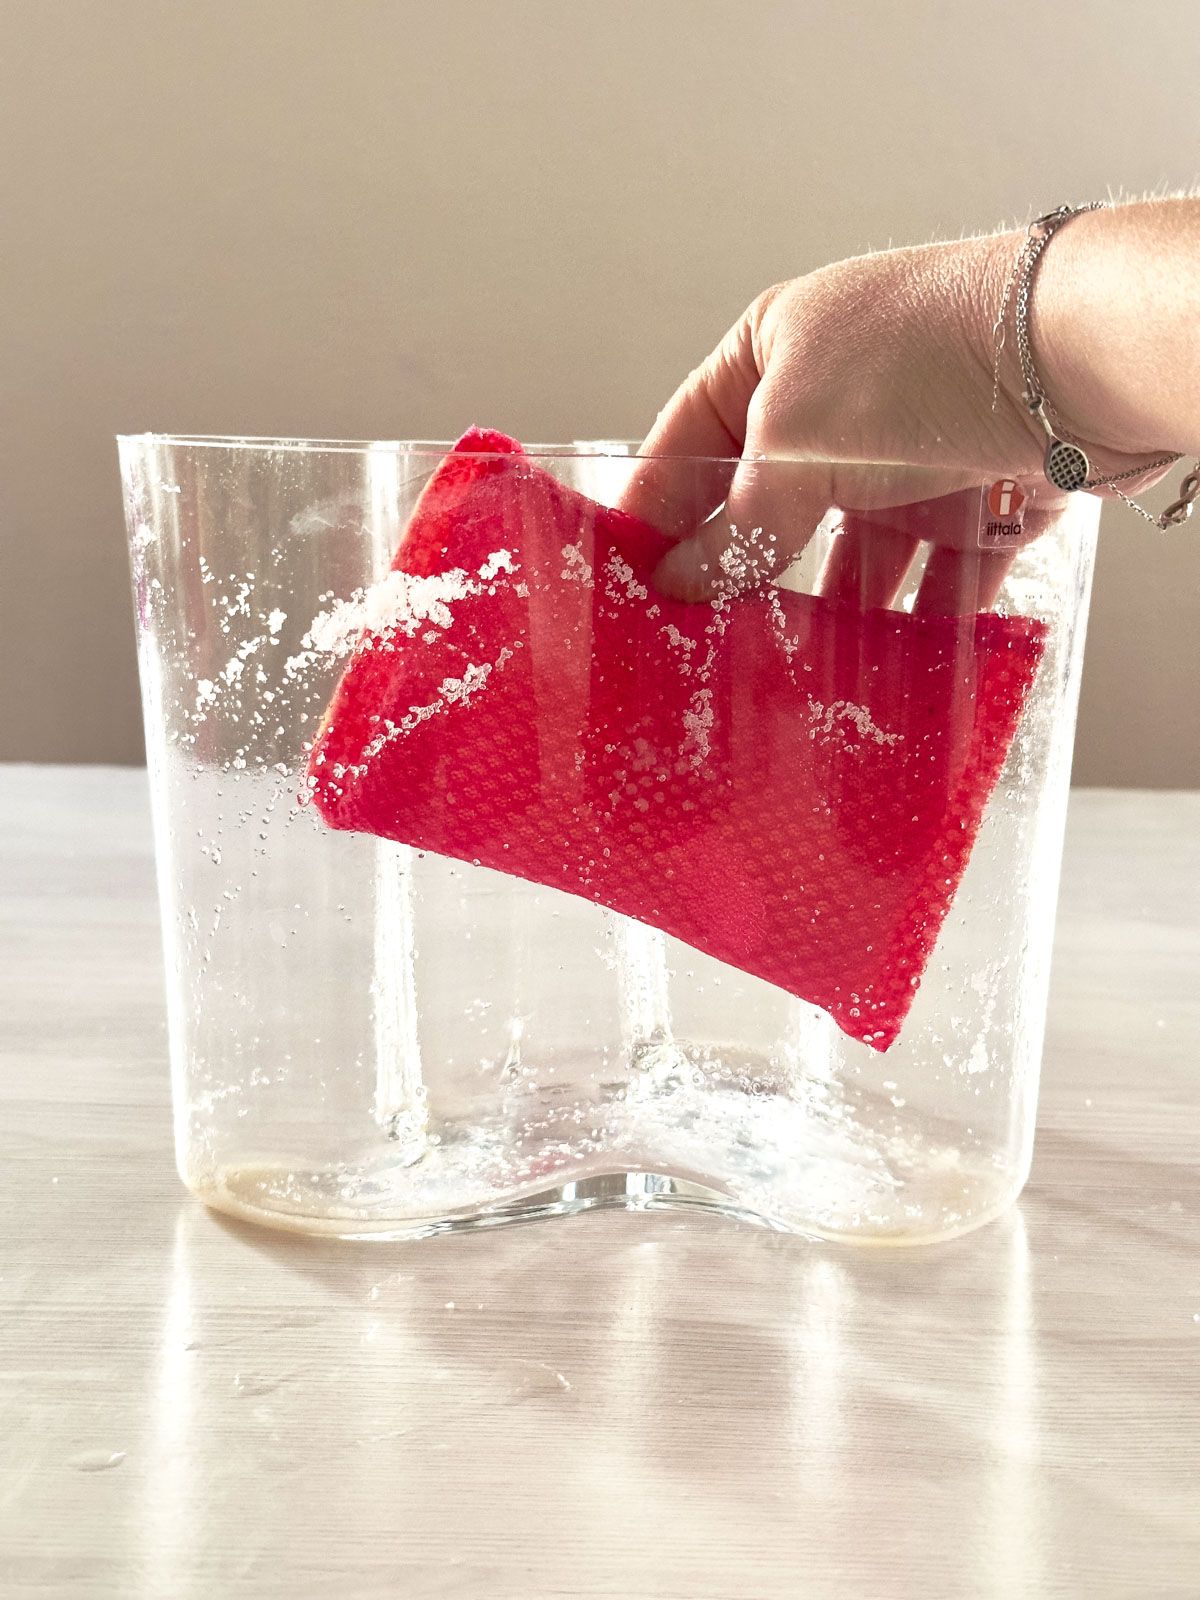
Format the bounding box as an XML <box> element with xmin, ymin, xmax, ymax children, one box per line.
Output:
<box><xmin>992</xmin><ymin>203</ymin><xmax>1199</xmax><ymax>528</ymax></box>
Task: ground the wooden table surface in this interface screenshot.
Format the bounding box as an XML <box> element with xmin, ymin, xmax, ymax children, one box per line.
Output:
<box><xmin>2</xmin><ymin>766</ymin><xmax>1198</xmax><ymax>1600</ymax></box>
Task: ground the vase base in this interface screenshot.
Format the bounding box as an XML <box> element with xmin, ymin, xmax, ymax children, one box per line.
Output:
<box><xmin>187</xmin><ymin>1074</ymin><xmax>1025</xmax><ymax>1247</ymax></box>
<box><xmin>192</xmin><ymin>1159</ymin><xmax>1021</xmax><ymax>1249</ymax></box>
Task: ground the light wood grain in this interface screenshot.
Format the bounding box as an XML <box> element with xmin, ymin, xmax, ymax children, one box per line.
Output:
<box><xmin>2</xmin><ymin>766</ymin><xmax>1198</xmax><ymax>1600</ymax></box>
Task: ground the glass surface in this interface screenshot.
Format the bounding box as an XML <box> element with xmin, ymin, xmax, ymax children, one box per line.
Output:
<box><xmin>119</xmin><ymin>433</ymin><xmax>1099</xmax><ymax>1244</ymax></box>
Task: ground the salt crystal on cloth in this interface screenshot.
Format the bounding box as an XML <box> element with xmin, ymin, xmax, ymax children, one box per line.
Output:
<box><xmin>307</xmin><ymin>429</ymin><xmax>1045</xmax><ymax>1051</ymax></box>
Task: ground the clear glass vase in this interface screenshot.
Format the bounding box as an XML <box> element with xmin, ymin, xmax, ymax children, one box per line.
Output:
<box><xmin>119</xmin><ymin>432</ymin><xmax>1098</xmax><ymax>1244</ymax></box>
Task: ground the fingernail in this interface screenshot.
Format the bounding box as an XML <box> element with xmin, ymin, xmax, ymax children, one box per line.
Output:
<box><xmin>652</xmin><ymin>546</ymin><xmax>715</xmax><ymax>602</ymax></box>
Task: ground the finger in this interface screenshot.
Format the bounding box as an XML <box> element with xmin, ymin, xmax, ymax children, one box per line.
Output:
<box><xmin>821</xmin><ymin>489</ymin><xmax>993</xmax><ymax>612</ymax></box>
<box><xmin>650</xmin><ymin>508</ymin><xmax>792</xmax><ymax>601</ymax></box>
<box><xmin>816</xmin><ymin>521</ymin><xmax>921</xmax><ymax>610</ymax></box>
<box><xmin>619</xmin><ymin>315</ymin><xmax>760</xmax><ymax>539</ymax></box>
<box><xmin>835</xmin><ymin>487</ymin><xmax>987</xmax><ymax>550</ymax></box>
<box><xmin>913</xmin><ymin>485</ymin><xmax>1064</xmax><ymax>614</ymax></box>
<box><xmin>653</xmin><ymin>458</ymin><xmax>983</xmax><ymax>604</ymax></box>
<box><xmin>913</xmin><ymin>545</ymin><xmax>1017</xmax><ymax>615</ymax></box>
<box><xmin>652</xmin><ymin>453</ymin><xmax>834</xmax><ymax>601</ymax></box>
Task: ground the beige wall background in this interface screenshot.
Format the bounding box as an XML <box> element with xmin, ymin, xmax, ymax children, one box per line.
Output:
<box><xmin>1</xmin><ymin>0</ymin><xmax>1197</xmax><ymax>782</ymax></box>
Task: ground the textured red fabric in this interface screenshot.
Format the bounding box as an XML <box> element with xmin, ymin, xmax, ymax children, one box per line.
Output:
<box><xmin>308</xmin><ymin>429</ymin><xmax>1046</xmax><ymax>1050</ymax></box>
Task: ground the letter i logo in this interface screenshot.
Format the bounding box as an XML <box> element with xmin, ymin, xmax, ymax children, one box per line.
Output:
<box><xmin>987</xmin><ymin>479</ymin><xmax>1026</xmax><ymax>519</ymax></box>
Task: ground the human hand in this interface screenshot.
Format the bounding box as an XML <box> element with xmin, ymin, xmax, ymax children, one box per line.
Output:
<box><xmin>620</xmin><ymin>229</ymin><xmax>1168</xmax><ymax>614</ymax></box>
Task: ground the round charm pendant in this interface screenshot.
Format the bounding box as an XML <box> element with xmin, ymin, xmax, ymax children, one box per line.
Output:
<box><xmin>1044</xmin><ymin>438</ymin><xmax>1089</xmax><ymax>492</ymax></box>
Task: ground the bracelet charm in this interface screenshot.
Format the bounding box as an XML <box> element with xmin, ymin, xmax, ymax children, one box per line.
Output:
<box><xmin>1044</xmin><ymin>439</ymin><xmax>1090</xmax><ymax>493</ymax></box>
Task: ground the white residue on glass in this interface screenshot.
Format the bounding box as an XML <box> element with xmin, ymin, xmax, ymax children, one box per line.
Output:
<box><xmin>806</xmin><ymin>696</ymin><xmax>903</xmax><ymax>748</ymax></box>
<box><xmin>328</xmin><ymin>649</ymin><xmax>516</xmax><ymax>776</ymax></box>
<box><xmin>603</xmin><ymin>551</ymin><xmax>648</xmax><ymax>604</ymax></box>
<box><xmin>560</xmin><ymin>542</ymin><xmax>593</xmax><ymax>585</ymax></box>
<box><xmin>283</xmin><ymin>550</ymin><xmax>521</xmax><ymax>686</ymax></box>
<box><xmin>680</xmin><ymin>687</ymin><xmax>715</xmax><ymax>768</ymax></box>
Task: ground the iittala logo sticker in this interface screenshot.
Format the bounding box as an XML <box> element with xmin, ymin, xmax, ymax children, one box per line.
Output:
<box><xmin>979</xmin><ymin>478</ymin><xmax>1029</xmax><ymax>548</ymax></box>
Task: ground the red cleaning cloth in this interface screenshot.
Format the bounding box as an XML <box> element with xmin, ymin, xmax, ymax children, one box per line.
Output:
<box><xmin>307</xmin><ymin>429</ymin><xmax>1046</xmax><ymax>1050</ymax></box>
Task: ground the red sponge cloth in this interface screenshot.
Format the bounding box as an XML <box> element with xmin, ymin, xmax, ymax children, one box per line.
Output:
<box><xmin>307</xmin><ymin>429</ymin><xmax>1046</xmax><ymax>1051</ymax></box>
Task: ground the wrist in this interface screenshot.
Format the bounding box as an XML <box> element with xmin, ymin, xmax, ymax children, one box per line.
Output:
<box><xmin>966</xmin><ymin>229</ymin><xmax>1052</xmax><ymax>462</ymax></box>
<box><xmin>1028</xmin><ymin>208</ymin><xmax>1145</xmax><ymax>454</ymax></box>
<box><xmin>1025</xmin><ymin>201</ymin><xmax>1200</xmax><ymax>459</ymax></box>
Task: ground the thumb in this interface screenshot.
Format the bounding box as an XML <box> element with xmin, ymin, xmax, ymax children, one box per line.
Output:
<box><xmin>651</xmin><ymin>433</ymin><xmax>834</xmax><ymax>601</ymax></box>
<box><xmin>652</xmin><ymin>369</ymin><xmax>839</xmax><ymax>601</ymax></box>
<box><xmin>620</xmin><ymin>296</ymin><xmax>772</xmax><ymax>540</ymax></box>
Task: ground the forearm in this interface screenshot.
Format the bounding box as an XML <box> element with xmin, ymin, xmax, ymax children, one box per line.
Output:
<box><xmin>1023</xmin><ymin>197</ymin><xmax>1200</xmax><ymax>458</ymax></box>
